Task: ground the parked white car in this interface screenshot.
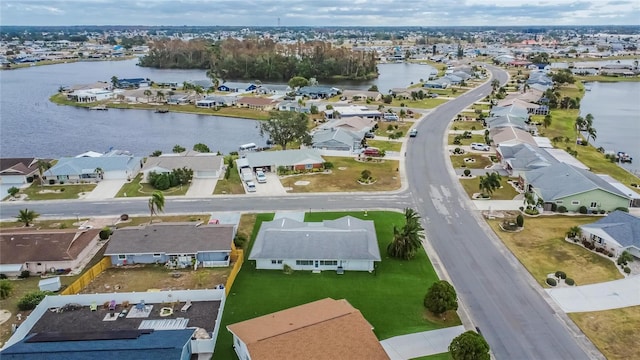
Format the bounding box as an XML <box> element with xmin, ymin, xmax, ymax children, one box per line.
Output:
<box><xmin>246</xmin><ymin>180</ymin><xmax>257</xmax><ymax>192</ymax></box>
<box><xmin>256</xmin><ymin>170</ymin><xmax>267</xmax><ymax>183</ymax></box>
<box><xmin>471</xmin><ymin>143</ymin><xmax>490</xmax><ymax>151</ymax></box>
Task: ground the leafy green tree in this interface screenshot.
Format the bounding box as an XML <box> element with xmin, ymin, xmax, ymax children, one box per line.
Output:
<box><xmin>172</xmin><ymin>144</ymin><xmax>186</xmax><ymax>153</ymax></box>
<box><xmin>148</xmin><ymin>191</ymin><xmax>165</xmax><ymax>223</ymax></box>
<box><xmin>617</xmin><ymin>251</ymin><xmax>634</xmax><ymax>266</ymax></box>
<box><xmin>368</xmin><ymin>85</ymin><xmax>379</xmax><ymax>92</ymax></box>
<box><xmin>156</xmin><ymin>90</ymin><xmax>165</xmax><ymax>102</ymax></box>
<box><xmin>259</xmin><ymin>111</ymin><xmax>311</xmax><ymax>150</ymax></box>
<box><xmin>7</xmin><ymin>186</ymin><xmax>20</xmax><ymax>197</ymax></box>
<box><xmin>478</xmin><ymin>172</ymin><xmax>501</xmax><ymax>197</ymax></box>
<box><xmin>566</xmin><ymin>226</ymin><xmax>581</xmax><ymax>239</ymax></box>
<box><xmin>193</xmin><ymin>143</ymin><xmax>211</xmax><ymax>153</ymax></box>
<box><xmin>387</xmin><ymin>208</ymin><xmax>425</xmax><ymax>260</ymax></box>
<box><xmin>490</xmin><ymin>79</ymin><xmax>500</xmax><ymax>92</ymax></box>
<box><xmin>543</xmin><ymin>114</ymin><xmax>552</xmax><ymax>128</ymax></box>
<box><xmin>151</xmin><ymin>150</ymin><xmax>162</xmax><ymax>157</ymax></box>
<box><xmin>17</xmin><ymin>291</ymin><xmax>51</xmax><ymax>311</ymax></box>
<box><xmin>552</xmin><ymin>69</ymin><xmax>575</xmax><ymax>85</ymax></box>
<box><xmin>17</xmin><ymin>208</ymin><xmax>39</xmax><ymax>227</ymax></box>
<box><xmin>0</xmin><ymin>279</ymin><xmax>14</xmax><ymax>299</ymax></box>
<box><xmin>206</xmin><ymin>67</ymin><xmax>222</xmax><ymax>90</ymax></box>
<box><xmin>110</xmin><ymin>75</ymin><xmax>119</xmax><ymax>88</ymax></box>
<box><xmin>449</xmin><ymin>331</ymin><xmax>490</xmax><ymax>360</ymax></box>
<box><xmin>288</xmin><ymin>76</ymin><xmax>309</xmax><ymax>89</ymax></box>
<box><xmin>424</xmin><ymin>280</ymin><xmax>458</xmax><ymax>315</ymax></box>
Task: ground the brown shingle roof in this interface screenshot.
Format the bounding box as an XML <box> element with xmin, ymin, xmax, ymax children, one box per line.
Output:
<box><xmin>0</xmin><ymin>158</ymin><xmax>42</xmax><ymax>175</ymax></box>
<box><xmin>227</xmin><ymin>298</ymin><xmax>389</xmax><ymax>360</ymax></box>
<box><xmin>237</xmin><ymin>96</ymin><xmax>276</xmax><ymax>106</ymax></box>
<box><xmin>0</xmin><ymin>229</ymin><xmax>99</xmax><ymax>264</ymax></box>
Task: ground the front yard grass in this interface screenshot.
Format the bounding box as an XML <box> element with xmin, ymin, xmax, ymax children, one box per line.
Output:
<box><xmin>22</xmin><ymin>183</ymin><xmax>96</xmax><ymax>200</ymax></box>
<box><xmin>280</xmin><ymin>156</ymin><xmax>401</xmax><ymax>192</ymax></box>
<box><xmin>115</xmin><ymin>174</ymin><xmax>189</xmax><ymax>197</ymax></box>
<box><xmin>0</xmin><ymin>218</ymin><xmax>90</xmax><ymax>229</ymax></box>
<box><xmin>459</xmin><ymin>177</ymin><xmax>519</xmax><ymax>200</ymax></box>
<box><xmin>447</xmin><ymin>134</ymin><xmax>486</xmax><ymax>146</ymax></box>
<box><xmin>450</xmin><ymin>121</ymin><xmax>484</xmax><ymax>131</ymax></box>
<box><xmin>374</xmin><ymin>121</ymin><xmax>414</xmax><ymax>138</ymax></box>
<box><xmin>487</xmin><ymin>216</ymin><xmax>623</xmax><ymax>286</ymax></box>
<box><xmin>412</xmin><ymin>353</ymin><xmax>451</xmax><ymax>360</ymax></box>
<box><xmin>383</xmin><ymin>97</ymin><xmax>449</xmax><ymax>109</ymax></box>
<box><xmin>366</xmin><ymin>139</ymin><xmax>403</xmax><ymax>152</ymax></box>
<box><xmin>569</xmin><ymin>306</ymin><xmax>640</xmax><ymax>360</ymax></box>
<box><xmin>450</xmin><ymin>154</ymin><xmax>493</xmax><ymax>169</ymax></box>
<box><xmin>115</xmin><ymin>214</ymin><xmax>209</xmax><ymax>229</ymax></box>
<box><xmin>213</xmin><ymin>165</ymin><xmax>245</xmax><ymax>195</ymax></box>
<box><xmin>214</xmin><ymin>211</ymin><xmax>458</xmax><ymax>359</ymax></box>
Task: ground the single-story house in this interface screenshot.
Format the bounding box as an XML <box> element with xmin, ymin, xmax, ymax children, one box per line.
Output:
<box><xmin>277</xmin><ymin>101</ymin><xmax>309</xmax><ymax>113</ymax></box>
<box><xmin>324</xmin><ymin>105</ymin><xmax>382</xmax><ymax>120</ymax></box>
<box><xmin>496</xmin><ymin>143</ymin><xmax>553</xmax><ymax>177</ymax></box>
<box><xmin>236</xmin><ymin>97</ymin><xmax>278</xmax><ymax>111</ymax></box>
<box><xmin>104</xmin><ymin>223</ymin><xmax>235</xmax><ymax>268</ymax></box>
<box><xmin>0</xmin><ymin>228</ymin><xmax>100</xmax><ymax>276</ymax></box>
<box><xmin>579</xmin><ymin>211</ymin><xmax>640</xmax><ymax>258</ymax></box>
<box><xmin>312</xmin><ymin>128</ymin><xmax>364</xmax><ymax>152</ymax></box>
<box><xmin>166</xmin><ymin>94</ymin><xmax>190</xmax><ymax>105</ymax></box>
<box><xmin>523</xmin><ymin>163</ymin><xmax>632</xmax><ymax>212</ymax></box>
<box><xmin>239</xmin><ymin>149</ymin><xmax>324</xmax><ymax>172</ymax></box>
<box><xmin>423</xmin><ymin>78</ymin><xmax>450</xmax><ymax>89</ymax></box>
<box><xmin>490</xmin><ymin>127</ymin><xmax>538</xmax><ymax>148</ymax></box>
<box><xmin>67</xmin><ymin>89</ymin><xmax>114</xmax><ymax>103</ymax></box>
<box><xmin>296</xmin><ymin>86</ymin><xmax>340</xmax><ymax>99</ymax></box>
<box><xmin>115</xmin><ymin>78</ymin><xmax>150</xmax><ymax>89</ymax></box>
<box><xmin>43</xmin><ymin>154</ymin><xmax>142</xmax><ymax>184</ymax></box>
<box><xmin>389</xmin><ymin>87</ymin><xmax>412</xmax><ymax>99</ymax></box>
<box><xmin>485</xmin><ymin>114</ymin><xmax>529</xmax><ymax>131</ymax></box>
<box><xmin>490</xmin><ymin>104</ymin><xmax>530</xmax><ymax>120</ymax></box>
<box><xmin>317</xmin><ymin>116</ymin><xmax>376</xmax><ymax>134</ymax></box>
<box><xmin>250</xmin><ymin>216</ymin><xmax>381</xmax><ymax>272</ymax></box>
<box><xmin>227</xmin><ymin>298</ymin><xmax>389</xmax><ymax>360</ymax></box>
<box><xmin>0</xmin><ymin>158</ymin><xmax>46</xmax><ymax>186</ymax></box>
<box><xmin>217</xmin><ymin>82</ymin><xmax>258</xmax><ymax>92</ymax></box>
<box><xmin>341</xmin><ymin>89</ymin><xmax>382</xmax><ymax>101</ymax></box>
<box><xmin>527</xmin><ymin>71</ymin><xmax>554</xmax><ymax>87</ymax></box>
<box><xmin>141</xmin><ymin>152</ymin><xmax>224</xmax><ymax>182</ymax></box>
<box><xmin>497</xmin><ymin>98</ymin><xmax>547</xmax><ymax>115</ymax></box>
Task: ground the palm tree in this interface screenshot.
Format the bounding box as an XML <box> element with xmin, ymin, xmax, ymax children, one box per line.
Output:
<box><xmin>586</xmin><ymin>126</ymin><xmax>597</xmax><ymax>145</ymax></box>
<box><xmin>148</xmin><ymin>191</ymin><xmax>165</xmax><ymax>224</ymax></box>
<box><xmin>110</xmin><ymin>75</ymin><xmax>119</xmax><ymax>89</ymax></box>
<box><xmin>156</xmin><ymin>90</ymin><xmax>165</xmax><ymax>102</ymax></box>
<box><xmin>94</xmin><ymin>167</ymin><xmax>104</xmax><ymax>180</ymax></box>
<box><xmin>584</xmin><ymin>113</ymin><xmax>594</xmax><ymax>129</ymax></box>
<box><xmin>566</xmin><ymin>226</ymin><xmax>581</xmax><ymax>239</ymax></box>
<box><xmin>17</xmin><ymin>208</ymin><xmax>39</xmax><ymax>227</ymax></box>
<box><xmin>206</xmin><ymin>67</ymin><xmax>221</xmax><ymax>91</ymax></box>
<box><xmin>387</xmin><ymin>208</ymin><xmax>425</xmax><ymax>260</ymax></box>
<box><xmin>491</xmin><ymin>79</ymin><xmax>500</xmax><ymax>92</ymax></box>
<box><xmin>543</xmin><ymin>114</ymin><xmax>552</xmax><ymax>128</ymax></box>
<box><xmin>478</xmin><ymin>172</ymin><xmax>501</xmax><ymax>197</ymax></box>
<box><xmin>194</xmin><ymin>85</ymin><xmax>204</xmax><ymax>99</ymax></box>
<box><xmin>143</xmin><ymin>89</ymin><xmax>152</xmax><ymax>103</ymax></box>
<box><xmin>36</xmin><ymin>159</ymin><xmax>51</xmax><ymax>189</ymax></box>
<box><xmin>0</xmin><ymin>280</ymin><xmax>13</xmax><ymax>300</ymax></box>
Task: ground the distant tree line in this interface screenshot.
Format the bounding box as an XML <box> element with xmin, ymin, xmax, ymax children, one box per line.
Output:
<box><xmin>139</xmin><ymin>38</ymin><xmax>378</xmax><ymax>81</ymax></box>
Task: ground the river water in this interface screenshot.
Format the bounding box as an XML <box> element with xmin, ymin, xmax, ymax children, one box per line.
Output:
<box><xmin>0</xmin><ymin>59</ymin><xmax>435</xmax><ymax>159</ymax></box>
<box><xmin>580</xmin><ymin>81</ymin><xmax>640</xmax><ymax>175</ymax></box>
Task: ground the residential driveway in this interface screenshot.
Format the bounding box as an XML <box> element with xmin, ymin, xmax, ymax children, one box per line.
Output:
<box><xmin>546</xmin><ymin>275</ymin><xmax>640</xmax><ymax>313</ymax></box>
<box><xmin>380</xmin><ymin>325</ymin><xmax>465</xmax><ymax>360</ymax></box>
<box><xmin>186</xmin><ymin>178</ymin><xmax>218</xmax><ymax>197</ymax></box>
<box><xmin>84</xmin><ymin>179</ymin><xmax>126</xmax><ymax>199</ymax></box>
<box><xmin>253</xmin><ymin>173</ymin><xmax>287</xmax><ymax>195</ymax></box>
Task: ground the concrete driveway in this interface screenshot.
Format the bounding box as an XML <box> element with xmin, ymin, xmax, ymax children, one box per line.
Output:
<box><xmin>380</xmin><ymin>325</ymin><xmax>465</xmax><ymax>360</ymax></box>
<box><xmin>253</xmin><ymin>173</ymin><xmax>287</xmax><ymax>195</ymax></box>
<box><xmin>84</xmin><ymin>179</ymin><xmax>126</xmax><ymax>199</ymax></box>
<box><xmin>186</xmin><ymin>178</ymin><xmax>218</xmax><ymax>197</ymax></box>
<box><xmin>546</xmin><ymin>275</ymin><xmax>640</xmax><ymax>313</ymax></box>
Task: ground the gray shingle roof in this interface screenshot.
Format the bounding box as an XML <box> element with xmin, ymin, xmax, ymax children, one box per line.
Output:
<box><xmin>525</xmin><ymin>163</ymin><xmax>630</xmax><ymax>201</ymax></box>
<box><xmin>500</xmin><ymin>143</ymin><xmax>554</xmax><ymax>171</ymax></box>
<box><xmin>104</xmin><ymin>223</ymin><xmax>233</xmax><ymax>255</ymax></box>
<box><xmin>580</xmin><ymin>211</ymin><xmax>640</xmax><ymax>248</ymax></box>
<box><xmin>142</xmin><ymin>154</ymin><xmax>223</xmax><ymax>173</ymax></box>
<box><xmin>312</xmin><ymin>128</ymin><xmax>362</xmax><ymax>146</ymax></box>
<box><xmin>244</xmin><ymin>149</ymin><xmax>324</xmax><ymax>169</ymax></box>
<box><xmin>45</xmin><ymin>156</ymin><xmax>141</xmax><ymax>176</ymax></box>
<box><xmin>250</xmin><ymin>216</ymin><xmax>381</xmax><ymax>261</ymax></box>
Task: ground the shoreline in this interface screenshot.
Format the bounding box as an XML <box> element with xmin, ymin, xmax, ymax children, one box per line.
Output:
<box><xmin>1</xmin><ymin>56</ymin><xmax>138</xmax><ymax>71</ymax></box>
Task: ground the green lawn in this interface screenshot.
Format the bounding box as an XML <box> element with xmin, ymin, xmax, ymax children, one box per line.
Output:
<box><xmin>375</xmin><ymin>121</ymin><xmax>414</xmax><ymax>138</ymax></box>
<box><xmin>115</xmin><ymin>174</ymin><xmax>189</xmax><ymax>197</ymax></box>
<box><xmin>214</xmin><ymin>211</ymin><xmax>455</xmax><ymax>359</ymax></box>
<box><xmin>449</xmin><ymin>155</ymin><xmax>493</xmax><ymax>169</ymax></box>
<box><xmin>366</xmin><ymin>139</ymin><xmax>403</xmax><ymax>152</ymax></box>
<box><xmin>447</xmin><ymin>134</ymin><xmax>486</xmax><ymax>146</ymax></box>
<box><xmin>213</xmin><ymin>166</ymin><xmax>245</xmax><ymax>195</ymax></box>
<box><xmin>383</xmin><ymin>98</ymin><xmax>449</xmax><ymax>109</ymax></box>
<box><xmin>412</xmin><ymin>353</ymin><xmax>451</xmax><ymax>360</ymax></box>
<box><xmin>459</xmin><ymin>177</ymin><xmax>519</xmax><ymax>200</ymax></box>
<box><xmin>577</xmin><ymin>75</ymin><xmax>640</xmax><ymax>83</ymax></box>
<box><xmin>450</xmin><ymin>121</ymin><xmax>484</xmax><ymax>131</ymax></box>
<box><xmin>22</xmin><ymin>183</ymin><xmax>96</xmax><ymax>200</ymax></box>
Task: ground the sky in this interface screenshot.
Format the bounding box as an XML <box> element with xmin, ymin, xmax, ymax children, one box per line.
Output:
<box><xmin>1</xmin><ymin>0</ymin><xmax>639</xmax><ymax>27</ymax></box>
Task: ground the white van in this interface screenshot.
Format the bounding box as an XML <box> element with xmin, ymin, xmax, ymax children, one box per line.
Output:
<box><xmin>239</xmin><ymin>143</ymin><xmax>257</xmax><ymax>152</ymax></box>
<box><xmin>471</xmin><ymin>143</ymin><xmax>490</xmax><ymax>151</ymax></box>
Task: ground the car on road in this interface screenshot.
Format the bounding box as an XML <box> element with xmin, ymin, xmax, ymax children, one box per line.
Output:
<box><xmin>409</xmin><ymin>129</ymin><xmax>418</xmax><ymax>137</ymax></box>
<box><xmin>256</xmin><ymin>170</ymin><xmax>267</xmax><ymax>183</ymax></box>
<box><xmin>471</xmin><ymin>143</ymin><xmax>490</xmax><ymax>151</ymax></box>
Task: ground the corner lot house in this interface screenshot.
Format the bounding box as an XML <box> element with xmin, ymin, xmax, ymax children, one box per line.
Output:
<box><xmin>0</xmin><ymin>229</ymin><xmax>100</xmax><ymax>276</ymax></box>
<box><xmin>579</xmin><ymin>211</ymin><xmax>640</xmax><ymax>258</ymax></box>
<box><xmin>239</xmin><ymin>149</ymin><xmax>324</xmax><ymax>172</ymax></box>
<box><xmin>0</xmin><ymin>158</ymin><xmax>45</xmax><ymax>187</ymax></box>
<box><xmin>105</xmin><ymin>223</ymin><xmax>235</xmax><ymax>268</ymax></box>
<box><xmin>141</xmin><ymin>152</ymin><xmax>224</xmax><ymax>182</ymax></box>
<box><xmin>250</xmin><ymin>216</ymin><xmax>381</xmax><ymax>272</ymax></box>
<box><xmin>523</xmin><ymin>163</ymin><xmax>631</xmax><ymax>212</ymax></box>
<box><xmin>227</xmin><ymin>298</ymin><xmax>390</xmax><ymax>360</ymax></box>
<box><xmin>43</xmin><ymin>151</ymin><xmax>142</xmax><ymax>184</ymax></box>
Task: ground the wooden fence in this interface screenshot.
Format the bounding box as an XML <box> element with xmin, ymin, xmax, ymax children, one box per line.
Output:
<box><xmin>224</xmin><ymin>249</ymin><xmax>244</xmax><ymax>295</ymax></box>
<box><xmin>61</xmin><ymin>257</ymin><xmax>111</xmax><ymax>295</ymax></box>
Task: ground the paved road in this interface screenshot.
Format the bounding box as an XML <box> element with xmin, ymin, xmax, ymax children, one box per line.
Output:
<box><xmin>0</xmin><ymin>66</ymin><xmax>599</xmax><ymax>359</ymax></box>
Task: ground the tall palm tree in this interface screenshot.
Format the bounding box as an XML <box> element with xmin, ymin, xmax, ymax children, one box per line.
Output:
<box><xmin>17</xmin><ymin>208</ymin><xmax>39</xmax><ymax>227</ymax></box>
<box><xmin>566</xmin><ymin>226</ymin><xmax>581</xmax><ymax>239</ymax></box>
<box><xmin>584</xmin><ymin>113</ymin><xmax>594</xmax><ymax>129</ymax></box>
<box><xmin>543</xmin><ymin>114</ymin><xmax>552</xmax><ymax>128</ymax></box>
<box><xmin>36</xmin><ymin>159</ymin><xmax>51</xmax><ymax>189</ymax></box>
<box><xmin>206</xmin><ymin>67</ymin><xmax>221</xmax><ymax>91</ymax></box>
<box><xmin>478</xmin><ymin>172</ymin><xmax>501</xmax><ymax>197</ymax></box>
<box><xmin>148</xmin><ymin>191</ymin><xmax>165</xmax><ymax>224</ymax></box>
<box><xmin>586</xmin><ymin>126</ymin><xmax>597</xmax><ymax>145</ymax></box>
<box><xmin>143</xmin><ymin>89</ymin><xmax>152</xmax><ymax>103</ymax></box>
<box><xmin>156</xmin><ymin>90</ymin><xmax>165</xmax><ymax>103</ymax></box>
<box><xmin>387</xmin><ymin>208</ymin><xmax>425</xmax><ymax>260</ymax></box>
<box><xmin>110</xmin><ymin>75</ymin><xmax>119</xmax><ymax>89</ymax></box>
<box><xmin>490</xmin><ymin>79</ymin><xmax>500</xmax><ymax>92</ymax></box>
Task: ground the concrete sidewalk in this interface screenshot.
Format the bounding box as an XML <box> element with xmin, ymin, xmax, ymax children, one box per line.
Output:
<box><xmin>546</xmin><ymin>275</ymin><xmax>640</xmax><ymax>313</ymax></box>
<box><xmin>380</xmin><ymin>325</ymin><xmax>465</xmax><ymax>360</ymax></box>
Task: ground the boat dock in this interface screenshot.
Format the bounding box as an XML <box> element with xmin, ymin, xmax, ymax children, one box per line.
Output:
<box><xmin>89</xmin><ymin>105</ymin><xmax>108</xmax><ymax>111</ymax></box>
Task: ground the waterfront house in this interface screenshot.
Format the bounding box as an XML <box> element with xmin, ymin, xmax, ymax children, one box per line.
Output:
<box><xmin>312</xmin><ymin>128</ymin><xmax>364</xmax><ymax>152</ymax></box>
<box><xmin>496</xmin><ymin>143</ymin><xmax>553</xmax><ymax>177</ymax></box>
<box><xmin>0</xmin><ymin>158</ymin><xmax>47</xmax><ymax>188</ymax></box>
<box><xmin>196</xmin><ymin>95</ymin><xmax>237</xmax><ymax>108</ymax></box>
<box><xmin>317</xmin><ymin>116</ymin><xmax>376</xmax><ymax>134</ymax></box>
<box><xmin>227</xmin><ymin>298</ymin><xmax>389</xmax><ymax>360</ymax></box>
<box><xmin>43</xmin><ymin>153</ymin><xmax>142</xmax><ymax>184</ymax></box>
<box><xmin>485</xmin><ymin>114</ymin><xmax>529</xmax><ymax>131</ymax></box>
<box><xmin>236</xmin><ymin>97</ymin><xmax>279</xmax><ymax>111</ymax></box>
<box><xmin>105</xmin><ymin>223</ymin><xmax>235</xmax><ymax>268</ymax></box>
<box><xmin>0</xmin><ymin>228</ymin><xmax>100</xmax><ymax>277</ymax></box>
<box><xmin>296</xmin><ymin>86</ymin><xmax>340</xmax><ymax>99</ymax></box>
<box><xmin>115</xmin><ymin>78</ymin><xmax>150</xmax><ymax>89</ymax></box>
<box><xmin>140</xmin><ymin>152</ymin><xmax>224</xmax><ymax>182</ymax></box>
<box><xmin>324</xmin><ymin>105</ymin><xmax>382</xmax><ymax>120</ymax></box>
<box><xmin>67</xmin><ymin>88</ymin><xmax>114</xmax><ymax>103</ymax></box>
<box><xmin>522</xmin><ymin>163</ymin><xmax>632</xmax><ymax>212</ymax></box>
<box><xmin>249</xmin><ymin>216</ymin><xmax>381</xmax><ymax>272</ymax></box>
<box><xmin>237</xmin><ymin>149</ymin><xmax>324</xmax><ymax>172</ymax></box>
<box><xmin>341</xmin><ymin>89</ymin><xmax>382</xmax><ymax>102</ymax></box>
<box><xmin>579</xmin><ymin>211</ymin><xmax>640</xmax><ymax>258</ymax></box>
<box><xmin>166</xmin><ymin>94</ymin><xmax>190</xmax><ymax>105</ymax></box>
<box><xmin>491</xmin><ymin>127</ymin><xmax>538</xmax><ymax>148</ymax></box>
<box><xmin>277</xmin><ymin>100</ymin><xmax>309</xmax><ymax>113</ymax></box>
<box><xmin>423</xmin><ymin>78</ymin><xmax>450</xmax><ymax>89</ymax></box>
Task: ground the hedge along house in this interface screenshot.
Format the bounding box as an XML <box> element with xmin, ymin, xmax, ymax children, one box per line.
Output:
<box><xmin>239</xmin><ymin>149</ymin><xmax>325</xmax><ymax>173</ymax></box>
<box><xmin>523</xmin><ymin>163</ymin><xmax>632</xmax><ymax>213</ymax></box>
<box><xmin>104</xmin><ymin>223</ymin><xmax>235</xmax><ymax>268</ymax></box>
<box><xmin>579</xmin><ymin>211</ymin><xmax>640</xmax><ymax>259</ymax></box>
<box><xmin>140</xmin><ymin>152</ymin><xmax>224</xmax><ymax>182</ymax></box>
<box><xmin>249</xmin><ymin>216</ymin><xmax>381</xmax><ymax>272</ymax></box>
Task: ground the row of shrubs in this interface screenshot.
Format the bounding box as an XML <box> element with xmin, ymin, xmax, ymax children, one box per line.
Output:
<box><xmin>546</xmin><ymin>270</ymin><xmax>575</xmax><ymax>287</ymax></box>
<box><xmin>580</xmin><ymin>239</ymin><xmax>615</xmax><ymax>257</ymax></box>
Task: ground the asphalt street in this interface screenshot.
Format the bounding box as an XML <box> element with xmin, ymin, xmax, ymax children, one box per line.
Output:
<box><xmin>0</xmin><ymin>66</ymin><xmax>599</xmax><ymax>359</ymax></box>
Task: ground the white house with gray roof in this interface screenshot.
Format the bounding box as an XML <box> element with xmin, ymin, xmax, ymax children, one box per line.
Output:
<box><xmin>141</xmin><ymin>152</ymin><xmax>224</xmax><ymax>182</ymax></box>
<box><xmin>312</xmin><ymin>128</ymin><xmax>363</xmax><ymax>152</ymax></box>
<box><xmin>579</xmin><ymin>211</ymin><xmax>640</xmax><ymax>258</ymax></box>
<box><xmin>523</xmin><ymin>163</ymin><xmax>632</xmax><ymax>212</ymax></box>
<box><xmin>497</xmin><ymin>143</ymin><xmax>553</xmax><ymax>177</ymax></box>
<box><xmin>238</xmin><ymin>149</ymin><xmax>324</xmax><ymax>172</ymax></box>
<box><xmin>43</xmin><ymin>154</ymin><xmax>142</xmax><ymax>184</ymax></box>
<box><xmin>250</xmin><ymin>216</ymin><xmax>381</xmax><ymax>272</ymax></box>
